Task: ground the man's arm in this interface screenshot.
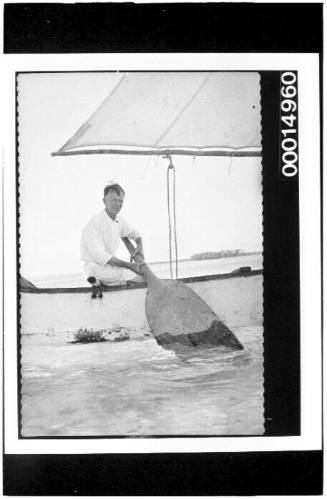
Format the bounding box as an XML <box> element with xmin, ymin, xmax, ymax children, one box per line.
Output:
<box><xmin>107</xmin><ymin>256</ymin><xmax>143</xmax><ymax>275</ymax></box>
<box><xmin>121</xmin><ymin>219</ymin><xmax>144</xmax><ymax>260</ymax></box>
<box><xmin>133</xmin><ymin>237</ymin><xmax>144</xmax><ymax>260</ymax></box>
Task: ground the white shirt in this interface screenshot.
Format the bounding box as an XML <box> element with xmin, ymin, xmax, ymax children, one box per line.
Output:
<box><xmin>81</xmin><ymin>210</ymin><xmax>140</xmax><ymax>265</ymax></box>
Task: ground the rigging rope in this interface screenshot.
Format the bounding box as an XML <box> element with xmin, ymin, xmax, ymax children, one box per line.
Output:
<box><xmin>166</xmin><ymin>156</ymin><xmax>178</xmax><ymax>279</ymax></box>
<box><xmin>167</xmin><ymin>165</ymin><xmax>173</xmax><ymax>279</ymax></box>
<box><xmin>172</xmin><ymin>164</ymin><xmax>178</xmax><ymax>278</ymax></box>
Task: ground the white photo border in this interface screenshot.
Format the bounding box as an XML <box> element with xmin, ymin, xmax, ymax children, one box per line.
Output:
<box><xmin>2</xmin><ymin>52</ymin><xmax>321</xmax><ymax>454</ymax></box>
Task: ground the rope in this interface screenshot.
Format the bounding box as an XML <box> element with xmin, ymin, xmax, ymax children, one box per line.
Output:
<box><xmin>172</xmin><ymin>164</ymin><xmax>178</xmax><ymax>278</ymax></box>
<box><xmin>166</xmin><ymin>156</ymin><xmax>178</xmax><ymax>279</ymax></box>
<box><xmin>228</xmin><ymin>150</ymin><xmax>236</xmax><ymax>174</ymax></box>
<box><xmin>167</xmin><ymin>165</ymin><xmax>173</xmax><ymax>279</ymax></box>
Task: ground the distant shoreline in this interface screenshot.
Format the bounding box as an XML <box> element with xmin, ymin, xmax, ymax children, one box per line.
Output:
<box><xmin>28</xmin><ymin>251</ymin><xmax>262</xmax><ymax>281</ymax></box>
<box><xmin>147</xmin><ymin>251</ymin><xmax>262</xmax><ymax>265</ymax></box>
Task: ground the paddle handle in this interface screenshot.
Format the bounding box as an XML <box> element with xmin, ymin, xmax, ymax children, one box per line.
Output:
<box><xmin>121</xmin><ymin>237</ymin><xmax>144</xmax><ymax>264</ymax></box>
<box><xmin>121</xmin><ymin>237</ymin><xmax>161</xmax><ymax>286</ymax></box>
<box><xmin>121</xmin><ymin>237</ymin><xmax>137</xmax><ymax>256</ymax></box>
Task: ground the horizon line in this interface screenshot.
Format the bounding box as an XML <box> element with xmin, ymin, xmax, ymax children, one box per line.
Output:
<box><xmin>26</xmin><ymin>251</ymin><xmax>262</xmax><ymax>281</ymax></box>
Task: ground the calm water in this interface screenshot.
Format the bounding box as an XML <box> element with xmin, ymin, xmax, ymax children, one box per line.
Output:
<box><xmin>21</xmin><ymin>255</ymin><xmax>264</xmax><ymax>437</ymax></box>
<box><xmin>30</xmin><ymin>253</ymin><xmax>262</xmax><ymax>287</ymax></box>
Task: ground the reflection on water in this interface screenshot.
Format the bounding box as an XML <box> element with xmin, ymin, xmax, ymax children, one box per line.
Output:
<box><xmin>21</xmin><ymin>324</ymin><xmax>263</xmax><ymax>436</ymax></box>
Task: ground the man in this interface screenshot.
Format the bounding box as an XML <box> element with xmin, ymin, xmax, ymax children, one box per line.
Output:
<box><xmin>81</xmin><ymin>183</ymin><xmax>144</xmax><ymax>286</ymax></box>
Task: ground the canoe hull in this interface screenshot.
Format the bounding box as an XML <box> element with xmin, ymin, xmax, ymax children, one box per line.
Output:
<box><xmin>20</xmin><ymin>271</ymin><xmax>263</xmax><ymax>335</ymax></box>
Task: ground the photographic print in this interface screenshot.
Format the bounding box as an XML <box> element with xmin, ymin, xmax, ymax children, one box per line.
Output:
<box><xmin>17</xmin><ymin>71</ymin><xmax>264</xmax><ymax>437</ymax></box>
<box><xmin>2</xmin><ymin>2</ymin><xmax>322</xmax><ymax>496</ymax></box>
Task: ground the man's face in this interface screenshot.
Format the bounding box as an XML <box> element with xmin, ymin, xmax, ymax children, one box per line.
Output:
<box><xmin>103</xmin><ymin>190</ymin><xmax>125</xmax><ymax>217</ymax></box>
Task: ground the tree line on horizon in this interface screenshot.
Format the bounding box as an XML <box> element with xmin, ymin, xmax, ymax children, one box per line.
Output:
<box><xmin>190</xmin><ymin>249</ymin><xmax>245</xmax><ymax>260</ymax></box>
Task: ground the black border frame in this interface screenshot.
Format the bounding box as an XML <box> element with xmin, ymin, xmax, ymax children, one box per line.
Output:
<box><xmin>3</xmin><ymin>451</ymin><xmax>323</xmax><ymax>496</ymax></box>
<box><xmin>261</xmin><ymin>71</ymin><xmax>301</xmax><ymax>435</ymax></box>
<box><xmin>3</xmin><ymin>2</ymin><xmax>323</xmax><ymax>496</ymax></box>
<box><xmin>3</xmin><ymin>3</ymin><xmax>323</xmax><ymax>54</ymax></box>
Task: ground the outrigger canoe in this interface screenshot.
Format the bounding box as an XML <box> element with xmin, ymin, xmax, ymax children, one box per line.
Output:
<box><xmin>20</xmin><ymin>268</ymin><xmax>263</xmax><ymax>336</ymax></box>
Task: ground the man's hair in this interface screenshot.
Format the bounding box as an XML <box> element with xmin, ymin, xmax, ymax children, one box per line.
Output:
<box><xmin>103</xmin><ymin>183</ymin><xmax>125</xmax><ymax>197</ymax></box>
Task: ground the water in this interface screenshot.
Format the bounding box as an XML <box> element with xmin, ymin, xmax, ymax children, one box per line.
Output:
<box><xmin>21</xmin><ymin>256</ymin><xmax>264</xmax><ymax>436</ymax></box>
<box><xmin>21</xmin><ymin>326</ymin><xmax>263</xmax><ymax>437</ymax></box>
<box><xmin>30</xmin><ymin>253</ymin><xmax>262</xmax><ymax>288</ymax></box>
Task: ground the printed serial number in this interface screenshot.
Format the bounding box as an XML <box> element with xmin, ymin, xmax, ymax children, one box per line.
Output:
<box><xmin>280</xmin><ymin>72</ymin><xmax>298</xmax><ymax>177</ymax></box>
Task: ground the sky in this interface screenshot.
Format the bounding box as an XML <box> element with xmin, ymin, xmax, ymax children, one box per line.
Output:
<box><xmin>17</xmin><ymin>72</ymin><xmax>262</xmax><ymax>278</ymax></box>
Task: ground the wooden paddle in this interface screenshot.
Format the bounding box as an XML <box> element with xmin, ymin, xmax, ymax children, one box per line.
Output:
<box><xmin>122</xmin><ymin>237</ymin><xmax>243</xmax><ymax>351</ymax></box>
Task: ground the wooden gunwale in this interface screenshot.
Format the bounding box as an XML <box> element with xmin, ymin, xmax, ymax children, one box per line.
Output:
<box><xmin>20</xmin><ymin>269</ymin><xmax>262</xmax><ymax>294</ymax></box>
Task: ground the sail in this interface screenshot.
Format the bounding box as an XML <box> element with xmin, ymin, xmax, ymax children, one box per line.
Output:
<box><xmin>54</xmin><ymin>72</ymin><xmax>261</xmax><ymax>157</ymax></box>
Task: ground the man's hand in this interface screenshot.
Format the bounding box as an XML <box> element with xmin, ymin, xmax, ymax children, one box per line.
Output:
<box><xmin>108</xmin><ymin>255</ymin><xmax>143</xmax><ymax>274</ymax></box>
<box><xmin>129</xmin><ymin>262</ymin><xmax>144</xmax><ymax>275</ymax></box>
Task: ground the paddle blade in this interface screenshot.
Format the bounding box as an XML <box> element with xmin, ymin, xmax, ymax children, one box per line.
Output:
<box><xmin>145</xmin><ymin>279</ymin><xmax>243</xmax><ymax>350</ymax></box>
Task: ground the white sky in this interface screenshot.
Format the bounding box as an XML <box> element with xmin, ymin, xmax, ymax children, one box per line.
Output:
<box><xmin>17</xmin><ymin>72</ymin><xmax>262</xmax><ymax>278</ymax></box>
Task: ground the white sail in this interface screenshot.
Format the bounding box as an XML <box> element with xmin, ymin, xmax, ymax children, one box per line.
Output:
<box><xmin>54</xmin><ymin>72</ymin><xmax>261</xmax><ymax>157</ymax></box>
